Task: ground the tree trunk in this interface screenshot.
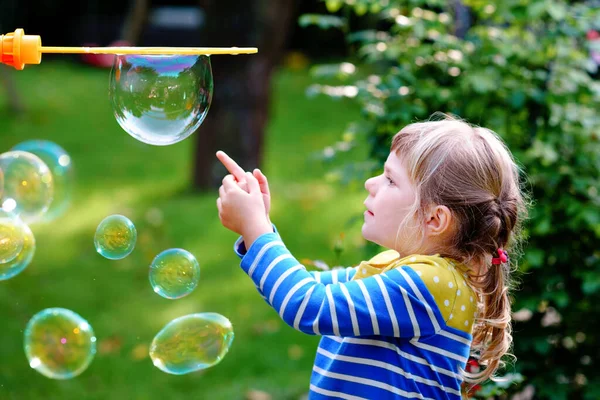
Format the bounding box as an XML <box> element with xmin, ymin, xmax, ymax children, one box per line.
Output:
<box><xmin>120</xmin><ymin>0</ymin><xmax>149</xmax><ymax>45</ymax></box>
<box><xmin>192</xmin><ymin>0</ymin><xmax>299</xmax><ymax>191</ymax></box>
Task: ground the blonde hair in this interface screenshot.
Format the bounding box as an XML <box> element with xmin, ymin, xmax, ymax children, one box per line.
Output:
<box><xmin>390</xmin><ymin>113</ymin><xmax>530</xmax><ymax>385</ymax></box>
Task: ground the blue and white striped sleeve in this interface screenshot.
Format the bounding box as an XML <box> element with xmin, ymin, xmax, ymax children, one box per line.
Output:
<box><xmin>239</xmin><ymin>232</ymin><xmax>442</xmax><ymax>338</ymax></box>
<box><xmin>234</xmin><ymin>224</ymin><xmax>281</xmax><ymax>258</ymax></box>
<box><xmin>234</xmin><ymin>227</ymin><xmax>356</xmax><ymax>284</ymax></box>
<box><xmin>308</xmin><ymin>268</ymin><xmax>357</xmax><ymax>284</ymax></box>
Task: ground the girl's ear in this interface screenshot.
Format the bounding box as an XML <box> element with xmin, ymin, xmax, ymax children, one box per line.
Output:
<box><xmin>425</xmin><ymin>205</ymin><xmax>453</xmax><ymax>238</ymax></box>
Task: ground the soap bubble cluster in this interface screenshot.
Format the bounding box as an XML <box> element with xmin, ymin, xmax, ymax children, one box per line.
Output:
<box><xmin>7</xmin><ymin>57</ymin><xmax>235</xmax><ymax>382</ymax></box>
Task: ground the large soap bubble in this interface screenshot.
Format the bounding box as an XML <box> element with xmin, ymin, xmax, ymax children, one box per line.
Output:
<box><xmin>12</xmin><ymin>140</ymin><xmax>74</xmax><ymax>223</ymax></box>
<box><xmin>24</xmin><ymin>308</ymin><xmax>97</xmax><ymax>380</ymax></box>
<box><xmin>109</xmin><ymin>55</ymin><xmax>213</xmax><ymax>146</ymax></box>
<box><xmin>149</xmin><ymin>313</ymin><xmax>234</xmax><ymax>375</ymax></box>
<box><xmin>0</xmin><ymin>150</ymin><xmax>54</xmax><ymax>224</ymax></box>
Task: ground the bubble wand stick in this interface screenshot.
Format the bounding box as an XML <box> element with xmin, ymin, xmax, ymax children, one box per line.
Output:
<box><xmin>0</xmin><ymin>29</ymin><xmax>258</xmax><ymax>70</ymax></box>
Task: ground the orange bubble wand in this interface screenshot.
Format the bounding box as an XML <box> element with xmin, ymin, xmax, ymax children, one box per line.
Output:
<box><xmin>0</xmin><ymin>29</ymin><xmax>258</xmax><ymax>70</ymax></box>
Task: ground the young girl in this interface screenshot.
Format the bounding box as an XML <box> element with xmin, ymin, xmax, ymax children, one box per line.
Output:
<box><xmin>216</xmin><ymin>115</ymin><xmax>529</xmax><ymax>399</ymax></box>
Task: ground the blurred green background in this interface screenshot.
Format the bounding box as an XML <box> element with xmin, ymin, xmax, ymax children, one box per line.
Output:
<box><xmin>1</xmin><ymin>0</ymin><xmax>600</xmax><ymax>399</ymax></box>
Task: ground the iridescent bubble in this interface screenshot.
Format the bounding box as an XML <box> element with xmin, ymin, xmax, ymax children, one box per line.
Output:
<box><xmin>24</xmin><ymin>308</ymin><xmax>97</xmax><ymax>380</ymax></box>
<box><xmin>149</xmin><ymin>248</ymin><xmax>200</xmax><ymax>299</ymax></box>
<box><xmin>94</xmin><ymin>214</ymin><xmax>137</xmax><ymax>260</ymax></box>
<box><xmin>0</xmin><ymin>222</ymin><xmax>35</xmax><ymax>280</ymax></box>
<box><xmin>149</xmin><ymin>313</ymin><xmax>234</xmax><ymax>375</ymax></box>
<box><xmin>0</xmin><ymin>208</ymin><xmax>25</xmax><ymax>263</ymax></box>
<box><xmin>0</xmin><ymin>151</ymin><xmax>54</xmax><ymax>223</ymax></box>
<box><xmin>109</xmin><ymin>54</ymin><xmax>213</xmax><ymax>146</ymax></box>
<box><xmin>12</xmin><ymin>140</ymin><xmax>74</xmax><ymax>223</ymax></box>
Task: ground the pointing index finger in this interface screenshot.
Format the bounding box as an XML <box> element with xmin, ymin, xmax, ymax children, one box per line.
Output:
<box><xmin>216</xmin><ymin>151</ymin><xmax>246</xmax><ymax>182</ymax></box>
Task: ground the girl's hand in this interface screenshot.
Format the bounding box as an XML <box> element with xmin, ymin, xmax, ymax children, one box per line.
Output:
<box><xmin>216</xmin><ymin>151</ymin><xmax>271</xmax><ymax>224</ymax></box>
<box><xmin>217</xmin><ymin>172</ymin><xmax>272</xmax><ymax>247</ymax></box>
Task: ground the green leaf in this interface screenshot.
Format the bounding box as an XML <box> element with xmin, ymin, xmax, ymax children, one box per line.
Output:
<box><xmin>547</xmin><ymin>1</ymin><xmax>567</xmax><ymax>21</ymax></box>
<box><xmin>533</xmin><ymin>338</ymin><xmax>552</xmax><ymax>354</ymax></box>
<box><xmin>325</xmin><ymin>0</ymin><xmax>343</xmax><ymax>13</ymax></box>
<box><xmin>465</xmin><ymin>69</ymin><xmax>499</xmax><ymax>94</ymax></box>
<box><xmin>582</xmin><ymin>272</ymin><xmax>600</xmax><ymax>295</ymax></box>
<box><xmin>510</xmin><ymin>90</ymin><xmax>526</xmax><ymax>108</ymax></box>
<box><xmin>551</xmin><ymin>291</ymin><xmax>570</xmax><ymax>308</ymax></box>
<box><xmin>533</xmin><ymin>215</ymin><xmax>552</xmax><ymax>235</ymax></box>
<box><xmin>354</xmin><ymin>3</ymin><xmax>368</xmax><ymax>16</ymax></box>
<box><xmin>524</xmin><ymin>248</ymin><xmax>545</xmax><ymax>269</ymax></box>
<box><xmin>298</xmin><ymin>14</ymin><xmax>346</xmax><ymax>30</ymax></box>
<box><xmin>369</xmin><ymin>2</ymin><xmax>382</xmax><ymax>13</ymax></box>
<box><xmin>309</xmin><ymin>62</ymin><xmax>357</xmax><ymax>79</ymax></box>
<box><xmin>347</xmin><ymin>30</ymin><xmax>379</xmax><ymax>43</ymax></box>
<box><xmin>527</xmin><ymin>1</ymin><xmax>547</xmax><ymax>19</ymax></box>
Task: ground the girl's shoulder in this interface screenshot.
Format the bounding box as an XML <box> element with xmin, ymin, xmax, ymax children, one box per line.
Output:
<box><xmin>398</xmin><ymin>254</ymin><xmax>478</xmax><ymax>334</ymax></box>
<box><xmin>366</xmin><ymin>249</ymin><xmax>401</xmax><ymax>266</ymax></box>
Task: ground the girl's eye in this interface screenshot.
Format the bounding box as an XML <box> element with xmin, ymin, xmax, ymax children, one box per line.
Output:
<box><xmin>386</xmin><ymin>176</ymin><xmax>395</xmax><ymax>186</ymax></box>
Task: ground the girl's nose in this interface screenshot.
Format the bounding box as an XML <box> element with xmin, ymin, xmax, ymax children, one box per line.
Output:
<box><xmin>365</xmin><ymin>177</ymin><xmax>376</xmax><ymax>194</ymax></box>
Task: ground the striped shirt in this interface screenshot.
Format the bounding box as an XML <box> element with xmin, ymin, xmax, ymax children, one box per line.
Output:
<box><xmin>234</xmin><ymin>230</ymin><xmax>474</xmax><ymax>400</ymax></box>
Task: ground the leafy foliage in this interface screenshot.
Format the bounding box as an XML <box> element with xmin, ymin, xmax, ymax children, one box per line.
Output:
<box><xmin>303</xmin><ymin>0</ymin><xmax>600</xmax><ymax>398</ymax></box>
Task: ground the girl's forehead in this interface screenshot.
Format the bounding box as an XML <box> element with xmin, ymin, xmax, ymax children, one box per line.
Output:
<box><xmin>385</xmin><ymin>152</ymin><xmax>406</xmax><ymax>170</ymax></box>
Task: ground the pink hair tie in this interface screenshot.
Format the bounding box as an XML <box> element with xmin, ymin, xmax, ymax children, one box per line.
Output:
<box><xmin>492</xmin><ymin>249</ymin><xmax>508</xmax><ymax>264</ymax></box>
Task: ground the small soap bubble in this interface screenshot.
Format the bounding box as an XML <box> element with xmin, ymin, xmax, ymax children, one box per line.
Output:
<box><xmin>94</xmin><ymin>214</ymin><xmax>137</xmax><ymax>260</ymax></box>
<box><xmin>0</xmin><ymin>151</ymin><xmax>54</xmax><ymax>223</ymax></box>
<box><xmin>24</xmin><ymin>308</ymin><xmax>97</xmax><ymax>380</ymax></box>
<box><xmin>0</xmin><ymin>208</ymin><xmax>25</xmax><ymax>263</ymax></box>
<box><xmin>12</xmin><ymin>140</ymin><xmax>74</xmax><ymax>223</ymax></box>
<box><xmin>0</xmin><ymin>222</ymin><xmax>35</xmax><ymax>280</ymax></box>
<box><xmin>149</xmin><ymin>248</ymin><xmax>200</xmax><ymax>299</ymax></box>
<box><xmin>109</xmin><ymin>55</ymin><xmax>213</xmax><ymax>146</ymax></box>
<box><xmin>149</xmin><ymin>313</ymin><xmax>234</xmax><ymax>375</ymax></box>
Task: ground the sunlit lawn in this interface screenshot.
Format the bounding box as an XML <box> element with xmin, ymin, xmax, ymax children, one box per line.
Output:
<box><xmin>0</xmin><ymin>60</ymin><xmax>372</xmax><ymax>399</ymax></box>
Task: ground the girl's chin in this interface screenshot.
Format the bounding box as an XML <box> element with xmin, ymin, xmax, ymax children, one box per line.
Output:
<box><xmin>361</xmin><ymin>227</ymin><xmax>380</xmax><ymax>246</ymax></box>
<box><xmin>361</xmin><ymin>228</ymin><xmax>370</xmax><ymax>242</ymax></box>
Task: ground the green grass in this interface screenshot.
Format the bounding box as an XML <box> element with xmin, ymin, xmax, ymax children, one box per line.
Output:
<box><xmin>0</xmin><ymin>61</ymin><xmax>372</xmax><ymax>399</ymax></box>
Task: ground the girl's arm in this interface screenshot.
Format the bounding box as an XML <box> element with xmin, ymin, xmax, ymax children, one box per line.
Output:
<box><xmin>237</xmin><ymin>231</ymin><xmax>444</xmax><ymax>339</ymax></box>
<box><xmin>234</xmin><ymin>226</ymin><xmax>357</xmax><ymax>284</ymax></box>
